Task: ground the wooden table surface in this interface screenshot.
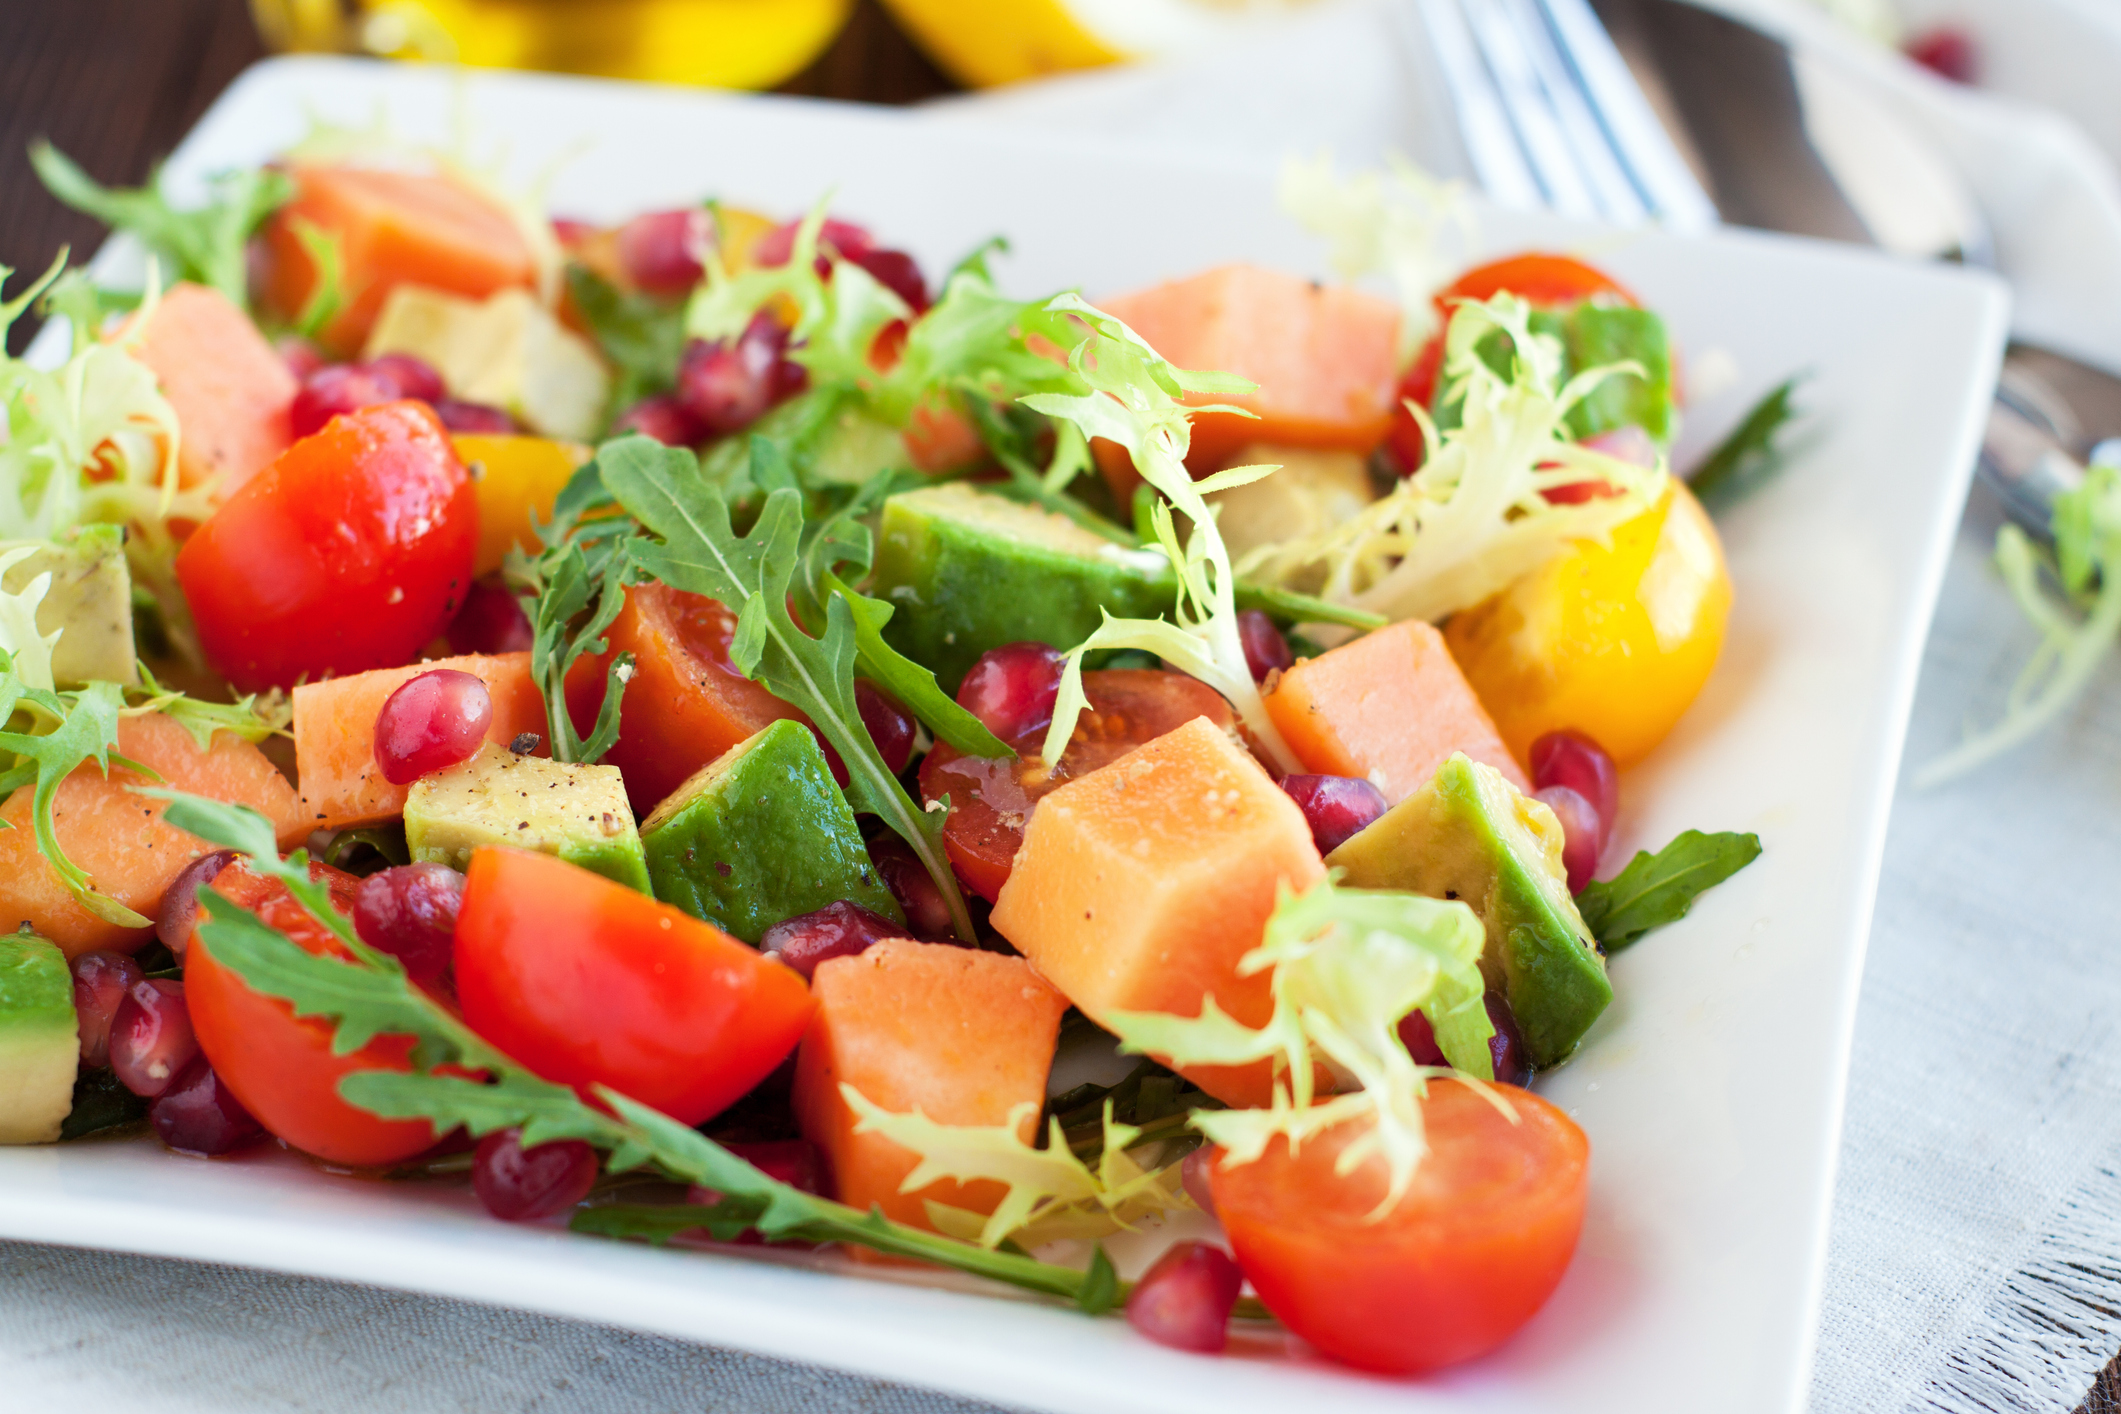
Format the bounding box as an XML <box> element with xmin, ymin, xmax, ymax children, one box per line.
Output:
<box><xmin>0</xmin><ymin>3</ymin><xmax>2115</xmax><ymax>1410</ymax></box>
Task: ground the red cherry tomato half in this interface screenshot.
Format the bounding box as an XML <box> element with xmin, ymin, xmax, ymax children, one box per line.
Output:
<box><xmin>1210</xmin><ymin>1079</ymin><xmax>1589</xmax><ymax>1374</ymax></box>
<box><xmin>453</xmin><ymin>847</ymin><xmax>814</xmax><ymax>1126</ymax></box>
<box><xmin>1389</xmin><ymin>254</ymin><xmax>1638</xmax><ymax>472</ymax></box>
<box><xmin>184</xmin><ymin>859</ymin><xmax>444</xmax><ymax>1167</ymax></box>
<box><xmin>919</xmin><ymin>670</ymin><xmax>1232</xmax><ymax>902</ymax></box>
<box><xmin>176</xmin><ymin>401</ymin><xmax>477</xmax><ymax>692</ymax></box>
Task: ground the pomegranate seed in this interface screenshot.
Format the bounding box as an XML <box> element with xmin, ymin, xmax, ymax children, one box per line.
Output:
<box><xmin>1180</xmin><ymin>1147</ymin><xmax>1218</xmax><ymax>1219</ymax></box>
<box><xmin>71</xmin><ymin>951</ymin><xmax>144</xmax><ymax>1068</ymax></box>
<box><xmin>290</xmin><ymin>363</ymin><xmax>400</xmax><ymax>439</ymax></box>
<box><xmin>364</xmin><ymin>352</ymin><xmax>446</xmax><ymax>403</ymax></box>
<box><xmin>614</xmin><ymin>392</ymin><xmax>706</xmax><ymax>447</ymax></box>
<box><xmin>151</xmin><ymin>1057</ymin><xmax>265</xmax><ymax>1156</ymax></box>
<box><xmin>1907</xmin><ymin>25</ymin><xmax>1977</xmax><ymax>83</ymax></box>
<box><xmin>550</xmin><ymin>216</ymin><xmax>597</xmax><ymax>247</ymax></box>
<box><xmin>110</xmin><ymin>979</ymin><xmax>198</xmax><ymax>1099</ymax></box>
<box><xmin>157</xmin><ymin>849</ymin><xmax>237</xmax><ymax>956</ymax></box>
<box><xmin>276</xmin><ymin>336</ymin><xmax>325</xmax><ymax>381</ymax></box>
<box><xmin>1279</xmin><ymin>774</ymin><xmax>1388</xmax><ymax>855</ymax></box>
<box><xmin>1529</xmin><ymin>729</ymin><xmax>1618</xmax><ymax>849</ymax></box>
<box><xmin>858</xmin><ymin>680</ymin><xmax>916</xmax><ymax>774</ymax></box>
<box><xmin>851</xmin><ymin>248</ymin><xmax>930</xmax><ymax>315</ymax></box>
<box><xmin>1237</xmin><ymin>609</ymin><xmax>1293</xmax><ymax>682</ymax></box>
<box><xmin>956</xmin><ymin>641</ymin><xmax>1064</xmax><ymax>742</ymax></box>
<box><xmin>675</xmin><ymin>312</ymin><xmax>793</xmax><ymax>437</ymax></box>
<box><xmin>431</xmin><ymin>397</ymin><xmax>517</xmax><ymax>434</ymax></box>
<box><xmin>473</xmin><ymin>1127</ymin><xmax>599</xmax><ymax>1222</ymax></box>
<box><xmin>615</xmin><ymin>208</ymin><xmax>711</xmax><ymax>296</ymax></box>
<box><xmin>446</xmin><ymin>580</ymin><xmax>534</xmax><ymax>656</ymax></box>
<box><xmin>373</xmin><ymin>669</ymin><xmax>493</xmax><ymax>785</ymax></box>
<box><xmin>352</xmin><ymin>863</ymin><xmax>464</xmax><ymax>982</ymax></box>
<box><xmin>1125</xmin><ymin>1241</ymin><xmax>1243</xmax><ymax>1353</ymax></box>
<box><xmin>1398</xmin><ymin>993</ymin><xmax>1532</xmax><ymax>1084</ymax></box>
<box><xmin>754</xmin><ymin>216</ymin><xmax>876</xmax><ymax>273</ymax></box>
<box><xmin>868</xmin><ymin>835</ymin><xmax>953</xmax><ymax>938</ymax></box>
<box><xmin>1536</xmin><ymin>785</ymin><xmax>1602</xmax><ymax>893</ymax></box>
<box><xmin>759</xmin><ymin>901</ymin><xmax>901</xmax><ymax>981</ymax></box>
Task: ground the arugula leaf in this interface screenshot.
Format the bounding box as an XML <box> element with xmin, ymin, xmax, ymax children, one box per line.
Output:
<box><xmin>59</xmin><ymin>1067</ymin><xmax>149</xmax><ymax>1140</ymax></box>
<box><xmin>31</xmin><ymin>143</ymin><xmax>292</xmax><ymax>315</ymax></box>
<box><xmin>565</xmin><ymin>264</ymin><xmax>686</xmax><ymax>418</ymax></box>
<box><xmin>288</xmin><ymin>218</ymin><xmax>345</xmax><ymax>342</ymax></box>
<box><xmin>0</xmin><ymin>672</ymin><xmax>152</xmax><ymax>927</ymax></box>
<box><xmin>125</xmin><ymin>662</ymin><xmax>287</xmax><ymax>751</ymax></box>
<box><xmin>1687</xmin><ymin>377</ymin><xmax>1803</xmax><ymax>512</ymax></box>
<box><xmin>600</xmin><ymin>435</ymin><xmax>980</xmax><ymax>940</ymax></box>
<box><xmin>505</xmin><ymin>456</ymin><xmax>640</xmax><ymax>764</ymax></box>
<box><xmin>153</xmin><ymin>788</ymin><xmax>1120</xmax><ymax>1305</ymax></box>
<box><xmin>1575</xmin><ymin>830</ymin><xmax>1762</xmax><ymax>953</ymax></box>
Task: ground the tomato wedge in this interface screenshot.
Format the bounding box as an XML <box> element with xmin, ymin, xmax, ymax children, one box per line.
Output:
<box><xmin>568</xmin><ymin>581</ymin><xmax>805</xmax><ymax>817</ymax></box>
<box><xmin>453</xmin><ymin>847</ymin><xmax>814</xmax><ymax>1125</ymax></box>
<box><xmin>919</xmin><ymin>670</ymin><xmax>1234</xmax><ymax>902</ymax></box>
<box><xmin>1389</xmin><ymin>253</ymin><xmax>1638</xmax><ymax>473</ymax></box>
<box><xmin>185</xmin><ymin>859</ymin><xmax>443</xmax><ymax>1167</ymax></box>
<box><xmin>176</xmin><ymin>400</ymin><xmax>477</xmax><ymax>692</ymax></box>
<box><xmin>1210</xmin><ymin>1079</ymin><xmax>1590</xmax><ymax>1374</ymax></box>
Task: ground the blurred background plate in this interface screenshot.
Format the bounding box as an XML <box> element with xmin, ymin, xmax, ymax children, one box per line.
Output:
<box><xmin>0</xmin><ymin>54</ymin><xmax>2006</xmax><ymax>1414</ymax></box>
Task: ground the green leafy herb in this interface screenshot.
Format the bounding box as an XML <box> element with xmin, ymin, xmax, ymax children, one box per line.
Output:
<box><xmin>1916</xmin><ymin>460</ymin><xmax>2121</xmax><ymax>785</ymax></box>
<box><xmin>599</xmin><ymin>436</ymin><xmax>981</xmax><ymax>939</ymax></box>
<box><xmin>124</xmin><ymin>662</ymin><xmax>287</xmax><ymax>751</ymax></box>
<box><xmin>1575</xmin><ymin>830</ymin><xmax>1762</xmax><ymax>953</ymax></box>
<box><xmin>59</xmin><ymin>1067</ymin><xmax>149</xmax><ymax>1141</ymax></box>
<box><xmin>152</xmin><ymin>789</ymin><xmax>1122</xmax><ymax>1307</ymax></box>
<box><xmin>1687</xmin><ymin>377</ymin><xmax>1803</xmax><ymax>512</ymax></box>
<box><xmin>30</xmin><ymin>143</ymin><xmax>293</xmax><ymax>315</ymax></box>
<box><xmin>505</xmin><ymin>455</ymin><xmax>639</xmax><ymax>765</ymax></box>
<box><xmin>1045</xmin><ymin>1057</ymin><xmax>1217</xmax><ymax>1160</ymax></box>
<box><xmin>565</xmin><ymin>264</ymin><xmax>687</xmax><ymax>419</ymax></box>
<box><xmin>288</xmin><ymin>218</ymin><xmax>345</xmax><ymax>342</ymax></box>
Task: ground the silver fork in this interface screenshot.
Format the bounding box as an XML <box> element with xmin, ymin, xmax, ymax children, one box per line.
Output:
<box><xmin>1408</xmin><ymin>0</ymin><xmax>1717</xmax><ymax>231</ymax></box>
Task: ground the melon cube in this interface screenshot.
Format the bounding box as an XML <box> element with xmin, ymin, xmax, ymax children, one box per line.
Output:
<box><xmin>1265</xmin><ymin>618</ymin><xmax>1529</xmax><ymax>803</ymax></box>
<box><xmin>989</xmin><ymin>716</ymin><xmax>1324</xmax><ymax>1107</ymax></box>
<box><xmin>793</xmin><ymin>938</ymin><xmax>1067</xmax><ymax>1253</ymax></box>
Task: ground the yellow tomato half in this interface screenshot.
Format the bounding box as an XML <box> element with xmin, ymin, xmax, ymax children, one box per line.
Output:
<box><xmin>455</xmin><ymin>434</ymin><xmax>590</xmax><ymax>578</ymax></box>
<box><xmin>1444</xmin><ymin>480</ymin><xmax>1731</xmax><ymax>768</ymax></box>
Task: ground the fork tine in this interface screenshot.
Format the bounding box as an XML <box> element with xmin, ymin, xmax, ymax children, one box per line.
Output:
<box><xmin>1410</xmin><ymin>0</ymin><xmax>1546</xmax><ymax>210</ymax></box>
<box><xmin>1457</xmin><ymin>0</ymin><xmax>1600</xmax><ymax>218</ymax></box>
<box><xmin>1533</xmin><ymin>0</ymin><xmax>1720</xmax><ymax>229</ymax></box>
<box><xmin>1495</xmin><ymin>0</ymin><xmax>1648</xmax><ymax>223</ymax></box>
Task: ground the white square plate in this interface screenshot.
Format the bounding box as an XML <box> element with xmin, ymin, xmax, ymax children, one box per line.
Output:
<box><xmin>0</xmin><ymin>55</ymin><xmax>2008</xmax><ymax>1414</ymax></box>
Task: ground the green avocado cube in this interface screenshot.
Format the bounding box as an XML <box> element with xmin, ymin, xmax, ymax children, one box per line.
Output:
<box><xmin>405</xmin><ymin>743</ymin><xmax>651</xmax><ymax>892</ymax></box>
<box><xmin>0</xmin><ymin>931</ymin><xmax>80</xmax><ymax>1144</ymax></box>
<box><xmin>640</xmin><ymin>719</ymin><xmax>903</xmax><ymax>944</ymax></box>
<box><xmin>1326</xmin><ymin>753</ymin><xmax>1611</xmax><ymax>1069</ymax></box>
<box><xmin>871</xmin><ymin>483</ymin><xmax>1181</xmax><ymax>693</ymax></box>
<box><xmin>0</xmin><ymin>526</ymin><xmax>137</xmax><ymax>687</ymax></box>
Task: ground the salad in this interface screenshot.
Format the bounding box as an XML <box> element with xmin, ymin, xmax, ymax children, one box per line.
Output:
<box><xmin>0</xmin><ymin>139</ymin><xmax>1771</xmax><ymax>1375</ymax></box>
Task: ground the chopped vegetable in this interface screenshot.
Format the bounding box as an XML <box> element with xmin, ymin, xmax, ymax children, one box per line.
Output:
<box><xmin>1686</xmin><ymin>377</ymin><xmax>1803</xmax><ymax>512</ymax></box>
<box><xmin>1575</xmin><ymin>829</ymin><xmax>1763</xmax><ymax>953</ymax></box>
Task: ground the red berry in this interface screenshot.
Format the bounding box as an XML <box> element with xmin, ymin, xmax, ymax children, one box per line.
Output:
<box><xmin>850</xmin><ymin>248</ymin><xmax>930</xmax><ymax>315</ymax></box>
<box><xmin>674</xmin><ymin>313</ymin><xmax>790</xmax><ymax>437</ymax></box>
<box><xmin>1529</xmin><ymin>729</ymin><xmax>1618</xmax><ymax>851</ymax></box>
<box><xmin>151</xmin><ymin>1058</ymin><xmax>265</xmax><ymax>1156</ymax></box>
<box><xmin>1907</xmin><ymin>25</ymin><xmax>1977</xmax><ymax>84</ymax></box>
<box><xmin>759</xmin><ymin>901</ymin><xmax>902</xmax><ymax>981</ymax></box>
<box><xmin>1237</xmin><ymin>609</ymin><xmax>1293</xmax><ymax>682</ymax></box>
<box><xmin>868</xmin><ymin>835</ymin><xmax>953</xmax><ymax>938</ymax></box>
<box><xmin>1398</xmin><ymin>993</ymin><xmax>1533</xmax><ymax>1084</ymax></box>
<box><xmin>431</xmin><ymin>397</ymin><xmax>516</xmax><ymax>434</ymax></box>
<box><xmin>373</xmin><ymin>669</ymin><xmax>493</xmax><ymax>784</ymax></box>
<box><xmin>352</xmin><ymin>863</ymin><xmax>464</xmax><ymax>983</ymax></box>
<box><xmin>614</xmin><ymin>392</ymin><xmax>706</xmax><ymax>447</ymax></box>
<box><xmin>290</xmin><ymin>364</ymin><xmax>399</xmax><ymax>439</ymax></box>
<box><xmin>110</xmin><ymin>979</ymin><xmax>198</xmax><ymax>1099</ymax></box>
<box><xmin>1279</xmin><ymin>774</ymin><xmax>1388</xmax><ymax>854</ymax></box>
<box><xmin>616</xmin><ymin>208</ymin><xmax>712</xmax><ymax>296</ymax></box>
<box><xmin>70</xmin><ymin>950</ymin><xmax>144</xmax><ymax>1069</ymax></box>
<box><xmin>473</xmin><ymin>1127</ymin><xmax>599</xmax><ymax>1222</ymax></box>
<box><xmin>956</xmin><ymin>642</ymin><xmax>1064</xmax><ymax>742</ymax></box>
<box><xmin>364</xmin><ymin>352</ymin><xmax>446</xmax><ymax>404</ymax></box>
<box><xmin>1180</xmin><ymin>1147</ymin><xmax>1218</xmax><ymax>1219</ymax></box>
<box><xmin>1125</xmin><ymin>1240</ymin><xmax>1243</xmax><ymax>1353</ymax></box>
<box><xmin>754</xmin><ymin>216</ymin><xmax>876</xmax><ymax>274</ymax></box>
<box><xmin>157</xmin><ymin>849</ymin><xmax>237</xmax><ymax>956</ymax></box>
<box><xmin>446</xmin><ymin>580</ymin><xmax>534</xmax><ymax>656</ymax></box>
<box><xmin>1535</xmin><ymin>784</ymin><xmax>1602</xmax><ymax>893</ymax></box>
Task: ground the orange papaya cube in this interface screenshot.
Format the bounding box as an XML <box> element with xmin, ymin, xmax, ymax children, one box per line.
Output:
<box><xmin>0</xmin><ymin>712</ymin><xmax>306</xmax><ymax>958</ymax></box>
<box><xmin>1265</xmin><ymin>619</ymin><xmax>1530</xmax><ymax>803</ymax></box>
<box><xmin>1094</xmin><ymin>264</ymin><xmax>1401</xmax><ymax>479</ymax></box>
<box><xmin>261</xmin><ymin>164</ymin><xmax>535</xmax><ymax>357</ymax></box>
<box><xmin>120</xmin><ymin>282</ymin><xmax>297</xmax><ymax>497</ymax></box>
<box><xmin>293</xmin><ymin>651</ymin><xmax>546</xmax><ymax>831</ymax></box>
<box><xmin>793</xmin><ymin>938</ymin><xmax>1067</xmax><ymax>1255</ymax></box>
<box><xmin>989</xmin><ymin>716</ymin><xmax>1324</xmax><ymax>1108</ymax></box>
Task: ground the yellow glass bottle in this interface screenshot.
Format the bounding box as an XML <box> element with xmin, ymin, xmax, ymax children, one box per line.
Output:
<box><xmin>251</xmin><ymin>0</ymin><xmax>853</xmax><ymax>91</ymax></box>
